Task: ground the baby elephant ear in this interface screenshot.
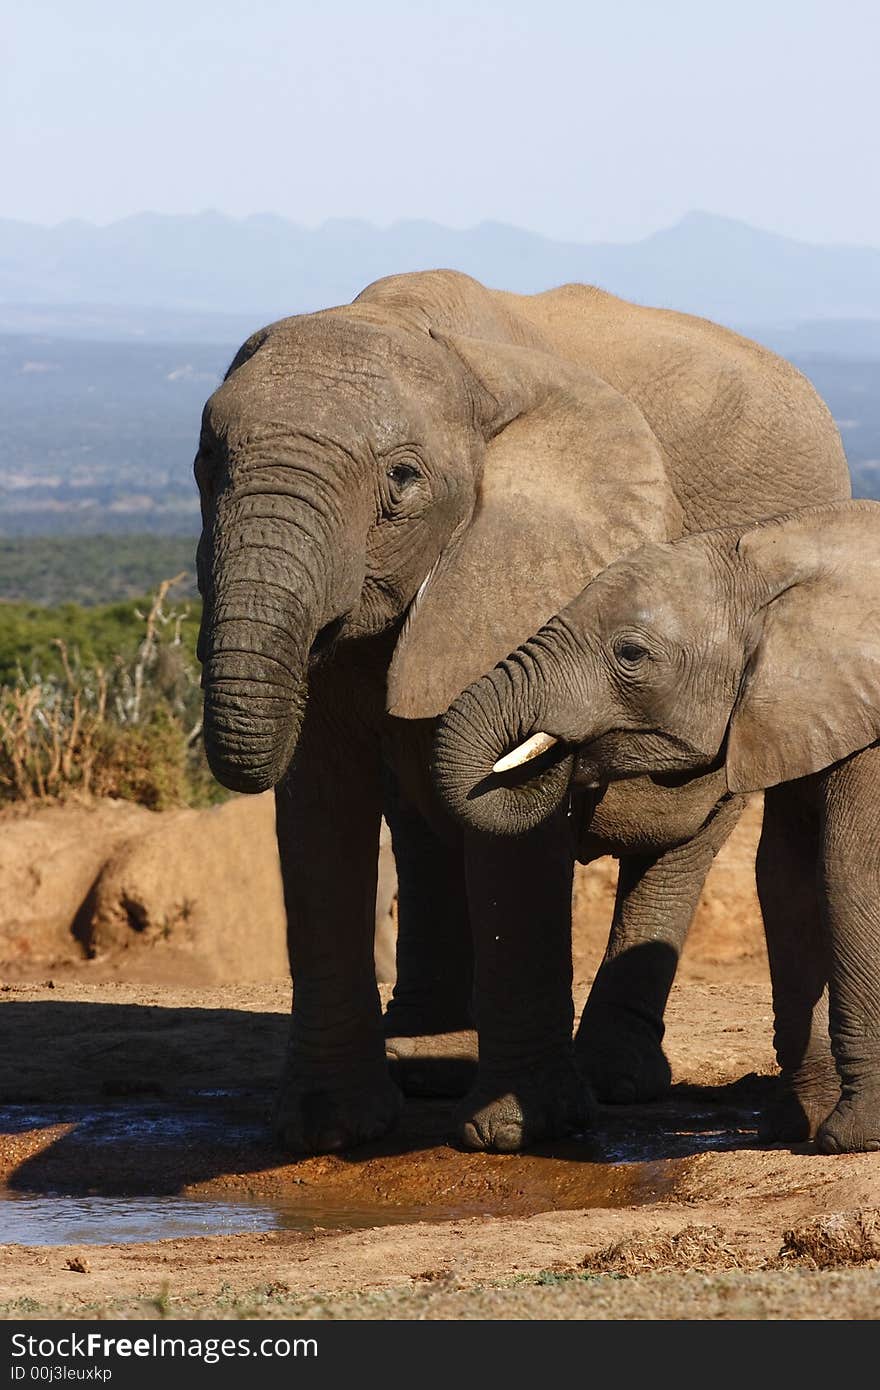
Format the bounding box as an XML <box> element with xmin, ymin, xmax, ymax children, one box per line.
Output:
<box><xmin>726</xmin><ymin>501</ymin><xmax>880</xmax><ymax>794</ymax></box>
<box><xmin>387</xmin><ymin>334</ymin><xmax>682</xmax><ymax>719</ymax></box>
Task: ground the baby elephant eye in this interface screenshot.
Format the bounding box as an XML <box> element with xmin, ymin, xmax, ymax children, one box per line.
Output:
<box><xmin>615</xmin><ymin>640</ymin><xmax>650</xmax><ymax>665</ymax></box>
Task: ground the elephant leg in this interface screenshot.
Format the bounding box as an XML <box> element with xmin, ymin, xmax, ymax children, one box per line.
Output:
<box><xmin>456</xmin><ymin>808</ymin><xmax>589</xmax><ymax>1152</ymax></box>
<box><xmin>381</xmin><ymin>770</ymin><xmax>477</xmax><ymax>1096</ymax></box>
<box><xmin>755</xmin><ymin>783</ymin><xmax>838</xmax><ymax>1142</ymax></box>
<box><xmin>813</xmin><ymin>749</ymin><xmax>880</xmax><ymax>1154</ymax></box>
<box><xmin>273</xmin><ymin>700</ymin><xmax>401</xmax><ymax>1154</ymax></box>
<box><xmin>576</xmin><ymin>795</ymin><xmax>744</xmax><ymax>1103</ymax></box>
<box><xmin>382</xmin><ymin>769</ymin><xmax>474</xmax><ymax>1035</ymax></box>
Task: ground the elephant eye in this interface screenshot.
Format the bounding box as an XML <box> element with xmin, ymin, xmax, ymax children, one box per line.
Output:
<box><xmin>615</xmin><ymin>639</ymin><xmax>650</xmax><ymax>665</ymax></box>
<box><xmin>386</xmin><ymin>460</ymin><xmax>422</xmax><ymax>498</ymax></box>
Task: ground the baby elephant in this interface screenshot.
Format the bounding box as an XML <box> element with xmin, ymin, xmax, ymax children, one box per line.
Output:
<box><xmin>435</xmin><ymin>499</ymin><xmax>880</xmax><ymax>1153</ymax></box>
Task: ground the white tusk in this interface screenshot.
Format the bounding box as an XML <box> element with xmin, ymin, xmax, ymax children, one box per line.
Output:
<box><xmin>492</xmin><ymin>731</ymin><xmax>560</xmax><ymax>774</ymax></box>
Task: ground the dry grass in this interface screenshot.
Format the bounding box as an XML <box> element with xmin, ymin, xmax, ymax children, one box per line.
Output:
<box><xmin>583</xmin><ymin>1212</ymin><xmax>880</xmax><ymax>1278</ymax></box>
<box><xmin>583</xmin><ymin>1224</ymin><xmax>749</xmax><ymax>1275</ymax></box>
<box><xmin>776</xmin><ymin>1210</ymin><xmax>880</xmax><ymax>1269</ymax></box>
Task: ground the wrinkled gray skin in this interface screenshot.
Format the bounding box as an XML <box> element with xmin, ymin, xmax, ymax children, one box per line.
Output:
<box><xmin>436</xmin><ymin>501</ymin><xmax>880</xmax><ymax>1153</ymax></box>
<box><xmin>196</xmin><ymin>269</ymin><xmax>849</xmax><ymax>1155</ymax></box>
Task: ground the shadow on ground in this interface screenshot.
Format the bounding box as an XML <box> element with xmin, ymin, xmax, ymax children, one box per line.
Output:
<box><xmin>0</xmin><ymin>998</ymin><xmax>776</xmax><ymax>1215</ymax></box>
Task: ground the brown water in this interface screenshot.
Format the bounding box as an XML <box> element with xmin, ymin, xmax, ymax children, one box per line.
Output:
<box><xmin>0</xmin><ymin>1094</ymin><xmax>761</xmax><ymax>1247</ymax></box>
<box><xmin>0</xmin><ymin>1191</ymin><xmax>446</xmax><ymax>1246</ymax></box>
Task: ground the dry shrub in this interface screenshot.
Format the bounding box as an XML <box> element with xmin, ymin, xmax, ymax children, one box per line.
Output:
<box><xmin>776</xmin><ymin>1210</ymin><xmax>880</xmax><ymax>1269</ymax></box>
<box><xmin>0</xmin><ymin>575</ymin><xmax>201</xmax><ymax>810</ymax></box>
<box><xmin>583</xmin><ymin>1224</ymin><xmax>746</xmax><ymax>1276</ymax></box>
<box><xmin>84</xmin><ymin>715</ymin><xmax>189</xmax><ymax>810</ymax></box>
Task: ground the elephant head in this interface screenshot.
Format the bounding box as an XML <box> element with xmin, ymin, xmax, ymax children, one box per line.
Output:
<box><xmin>196</xmin><ymin>271</ymin><xmax>680</xmax><ymax>793</ymax></box>
<box><xmin>434</xmin><ymin>499</ymin><xmax>880</xmax><ymax>834</ymax></box>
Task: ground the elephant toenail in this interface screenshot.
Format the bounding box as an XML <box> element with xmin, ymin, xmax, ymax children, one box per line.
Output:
<box><xmin>459</xmin><ymin>1122</ymin><xmax>485</xmax><ymax>1151</ymax></box>
<box><xmin>817</xmin><ymin>1131</ymin><xmax>841</xmax><ymax>1154</ymax></box>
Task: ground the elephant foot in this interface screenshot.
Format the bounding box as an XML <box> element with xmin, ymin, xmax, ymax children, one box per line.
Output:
<box><xmin>817</xmin><ymin>1090</ymin><xmax>880</xmax><ymax>1154</ymax></box>
<box><xmin>758</xmin><ymin>1066</ymin><xmax>840</xmax><ymax>1143</ymax></box>
<box><xmin>382</xmin><ymin>996</ymin><xmax>473</xmax><ymax>1038</ymax></box>
<box><xmin>273</xmin><ymin>1069</ymin><xmax>402</xmax><ymax>1154</ymax></box>
<box><xmin>385</xmin><ymin>1030</ymin><xmax>478</xmax><ymax>1098</ymax></box>
<box><xmin>575</xmin><ymin>1004</ymin><xmax>671</xmax><ymax>1104</ymax></box>
<box><xmin>455</xmin><ymin>1055</ymin><xmax>593</xmax><ymax>1153</ymax></box>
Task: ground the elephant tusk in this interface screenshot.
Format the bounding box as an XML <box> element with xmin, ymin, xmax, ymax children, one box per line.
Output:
<box><xmin>492</xmin><ymin>731</ymin><xmax>560</xmax><ymax>774</ymax></box>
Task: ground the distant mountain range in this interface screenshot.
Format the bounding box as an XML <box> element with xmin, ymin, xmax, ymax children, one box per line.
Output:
<box><xmin>1</xmin><ymin>210</ymin><xmax>880</xmax><ymax>336</ymax></box>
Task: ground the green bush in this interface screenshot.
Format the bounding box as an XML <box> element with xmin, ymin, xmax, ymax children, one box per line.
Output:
<box><xmin>0</xmin><ymin>594</ymin><xmax>201</xmax><ymax>686</ymax></box>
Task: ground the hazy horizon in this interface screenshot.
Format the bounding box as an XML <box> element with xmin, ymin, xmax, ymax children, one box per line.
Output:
<box><xmin>4</xmin><ymin>207</ymin><xmax>880</xmax><ymax>253</ymax></box>
<box><xmin>5</xmin><ymin>1</ymin><xmax>879</xmax><ymax>246</ymax></box>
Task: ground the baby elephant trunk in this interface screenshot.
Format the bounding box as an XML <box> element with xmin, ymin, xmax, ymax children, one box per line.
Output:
<box><xmin>433</xmin><ymin>640</ymin><xmax>575</xmax><ymax>836</ymax></box>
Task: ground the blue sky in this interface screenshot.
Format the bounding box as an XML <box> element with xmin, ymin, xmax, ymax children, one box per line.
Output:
<box><xmin>4</xmin><ymin>0</ymin><xmax>879</xmax><ymax>244</ymax></box>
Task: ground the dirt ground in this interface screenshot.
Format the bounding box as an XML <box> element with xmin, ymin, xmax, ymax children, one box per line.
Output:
<box><xmin>2</xmin><ymin>794</ymin><xmax>880</xmax><ymax>1321</ymax></box>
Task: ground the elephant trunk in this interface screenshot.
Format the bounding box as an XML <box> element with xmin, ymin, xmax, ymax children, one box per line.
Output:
<box><xmin>203</xmin><ymin>601</ymin><xmax>310</xmax><ymax>795</ymax></box>
<box><xmin>201</xmin><ymin>500</ymin><xmax>357</xmax><ymax>794</ymax></box>
<box><xmin>433</xmin><ymin>629</ymin><xmax>576</xmax><ymax>836</ymax></box>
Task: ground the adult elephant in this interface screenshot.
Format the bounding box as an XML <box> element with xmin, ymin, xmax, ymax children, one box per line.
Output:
<box><xmin>195</xmin><ymin>269</ymin><xmax>849</xmax><ymax>1153</ymax></box>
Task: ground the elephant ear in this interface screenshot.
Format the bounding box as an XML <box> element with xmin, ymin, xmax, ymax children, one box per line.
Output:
<box><xmin>726</xmin><ymin>501</ymin><xmax>880</xmax><ymax>793</ymax></box>
<box><xmin>386</xmin><ymin>333</ymin><xmax>682</xmax><ymax>718</ymax></box>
